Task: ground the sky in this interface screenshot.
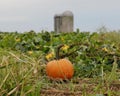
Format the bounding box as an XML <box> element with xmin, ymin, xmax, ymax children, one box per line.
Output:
<box><xmin>0</xmin><ymin>0</ymin><xmax>120</xmax><ymax>32</ymax></box>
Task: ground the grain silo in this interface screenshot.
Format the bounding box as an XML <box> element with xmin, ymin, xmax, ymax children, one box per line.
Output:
<box><xmin>54</xmin><ymin>11</ymin><xmax>74</xmax><ymax>33</ymax></box>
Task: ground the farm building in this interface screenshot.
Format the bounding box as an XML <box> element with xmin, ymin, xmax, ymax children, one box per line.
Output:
<box><xmin>54</xmin><ymin>11</ymin><xmax>74</xmax><ymax>33</ymax></box>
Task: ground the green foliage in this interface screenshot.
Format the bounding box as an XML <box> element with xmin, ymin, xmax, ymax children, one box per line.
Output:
<box><xmin>41</xmin><ymin>31</ymin><xmax>51</xmax><ymax>42</ymax></box>
<box><xmin>0</xmin><ymin>30</ymin><xmax>120</xmax><ymax>95</ymax></box>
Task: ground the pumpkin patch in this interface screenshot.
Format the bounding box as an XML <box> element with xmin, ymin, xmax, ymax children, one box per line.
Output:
<box><xmin>0</xmin><ymin>31</ymin><xmax>120</xmax><ymax>95</ymax></box>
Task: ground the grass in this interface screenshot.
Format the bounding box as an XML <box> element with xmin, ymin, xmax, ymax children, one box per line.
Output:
<box><xmin>0</xmin><ymin>49</ymin><xmax>120</xmax><ymax>96</ymax></box>
<box><xmin>0</xmin><ymin>50</ymin><xmax>45</xmax><ymax>96</ymax></box>
<box><xmin>0</xmin><ymin>31</ymin><xmax>120</xmax><ymax>96</ymax></box>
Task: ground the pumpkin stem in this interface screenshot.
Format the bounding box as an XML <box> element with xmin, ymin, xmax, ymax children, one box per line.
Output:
<box><xmin>56</xmin><ymin>44</ymin><xmax>64</xmax><ymax>60</ymax></box>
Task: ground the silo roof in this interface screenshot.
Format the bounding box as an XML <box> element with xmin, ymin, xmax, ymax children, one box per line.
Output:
<box><xmin>62</xmin><ymin>11</ymin><xmax>73</xmax><ymax>16</ymax></box>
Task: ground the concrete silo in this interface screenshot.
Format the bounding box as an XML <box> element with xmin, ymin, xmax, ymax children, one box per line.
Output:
<box><xmin>54</xmin><ymin>11</ymin><xmax>74</xmax><ymax>33</ymax></box>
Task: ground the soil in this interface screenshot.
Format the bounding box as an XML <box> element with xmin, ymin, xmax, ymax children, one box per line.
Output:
<box><xmin>40</xmin><ymin>78</ymin><xmax>120</xmax><ymax>96</ymax></box>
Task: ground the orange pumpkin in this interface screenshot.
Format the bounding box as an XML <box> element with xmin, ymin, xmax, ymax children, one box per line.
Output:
<box><xmin>46</xmin><ymin>59</ymin><xmax>74</xmax><ymax>80</ymax></box>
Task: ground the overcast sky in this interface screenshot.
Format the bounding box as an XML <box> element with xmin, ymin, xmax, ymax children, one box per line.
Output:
<box><xmin>0</xmin><ymin>0</ymin><xmax>120</xmax><ymax>32</ymax></box>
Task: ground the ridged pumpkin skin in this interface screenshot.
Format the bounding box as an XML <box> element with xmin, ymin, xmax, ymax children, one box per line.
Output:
<box><xmin>46</xmin><ymin>59</ymin><xmax>74</xmax><ymax>80</ymax></box>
